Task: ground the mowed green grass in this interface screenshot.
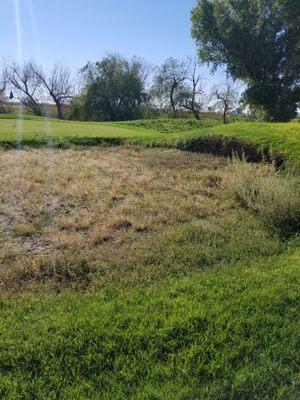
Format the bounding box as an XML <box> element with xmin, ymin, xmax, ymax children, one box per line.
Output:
<box><xmin>210</xmin><ymin>122</ymin><xmax>300</xmax><ymax>170</ymax></box>
<box><xmin>0</xmin><ymin>116</ymin><xmax>149</xmax><ymax>142</ymax></box>
<box><xmin>0</xmin><ymin>116</ymin><xmax>220</xmax><ymax>148</ymax></box>
<box><xmin>0</xmin><ymin>115</ymin><xmax>299</xmax><ymax>169</ymax></box>
<box><xmin>1</xmin><ymin>240</ymin><xmax>299</xmax><ymax>399</ymax></box>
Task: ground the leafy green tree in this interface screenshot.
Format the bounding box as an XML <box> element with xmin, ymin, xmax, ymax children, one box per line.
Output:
<box><xmin>79</xmin><ymin>54</ymin><xmax>148</xmax><ymax>121</ymax></box>
<box><xmin>68</xmin><ymin>94</ymin><xmax>86</xmax><ymax>120</ymax></box>
<box><xmin>191</xmin><ymin>0</ymin><xmax>300</xmax><ymax>121</ymax></box>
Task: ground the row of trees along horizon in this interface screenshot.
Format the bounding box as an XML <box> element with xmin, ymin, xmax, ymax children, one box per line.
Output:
<box><xmin>0</xmin><ymin>56</ymin><xmax>242</xmax><ymax>124</ymax></box>
<box><xmin>0</xmin><ymin>0</ymin><xmax>299</xmax><ymax>123</ymax></box>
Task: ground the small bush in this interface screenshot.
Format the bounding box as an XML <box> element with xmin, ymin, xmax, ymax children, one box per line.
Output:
<box><xmin>225</xmin><ymin>160</ymin><xmax>300</xmax><ymax>238</ymax></box>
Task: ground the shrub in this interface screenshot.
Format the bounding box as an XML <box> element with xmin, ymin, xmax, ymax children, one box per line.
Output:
<box><xmin>67</xmin><ymin>95</ymin><xmax>85</xmax><ymax>120</ymax></box>
<box><xmin>225</xmin><ymin>160</ymin><xmax>300</xmax><ymax>238</ymax></box>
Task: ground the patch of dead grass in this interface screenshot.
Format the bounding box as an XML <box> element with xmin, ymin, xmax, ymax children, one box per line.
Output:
<box><xmin>0</xmin><ymin>146</ymin><xmax>230</xmax><ymax>293</ymax></box>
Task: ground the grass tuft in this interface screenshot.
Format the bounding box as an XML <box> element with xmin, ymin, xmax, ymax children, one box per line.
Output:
<box><xmin>225</xmin><ymin>160</ymin><xmax>300</xmax><ymax>238</ymax></box>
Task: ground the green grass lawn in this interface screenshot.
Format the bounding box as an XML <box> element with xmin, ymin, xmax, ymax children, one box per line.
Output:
<box><xmin>1</xmin><ymin>240</ymin><xmax>299</xmax><ymax>399</ymax></box>
<box><xmin>0</xmin><ymin>115</ymin><xmax>299</xmax><ymax>169</ymax></box>
<box><xmin>209</xmin><ymin>122</ymin><xmax>300</xmax><ymax>170</ymax></box>
<box><xmin>0</xmin><ymin>115</ymin><xmax>299</xmax><ymax>399</ymax></box>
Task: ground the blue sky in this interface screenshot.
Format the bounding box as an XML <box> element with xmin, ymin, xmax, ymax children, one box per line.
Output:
<box><xmin>1</xmin><ymin>0</ymin><xmax>201</xmax><ymax>73</ymax></box>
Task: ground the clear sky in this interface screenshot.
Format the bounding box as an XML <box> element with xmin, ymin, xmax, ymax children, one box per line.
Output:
<box><xmin>1</xmin><ymin>0</ymin><xmax>201</xmax><ymax>73</ymax></box>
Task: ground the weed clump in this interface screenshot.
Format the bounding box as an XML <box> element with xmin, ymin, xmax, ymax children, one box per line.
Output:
<box><xmin>225</xmin><ymin>160</ymin><xmax>300</xmax><ymax>238</ymax></box>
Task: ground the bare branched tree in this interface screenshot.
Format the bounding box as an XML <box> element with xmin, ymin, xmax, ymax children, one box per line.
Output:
<box><xmin>212</xmin><ymin>79</ymin><xmax>239</xmax><ymax>124</ymax></box>
<box><xmin>177</xmin><ymin>57</ymin><xmax>205</xmax><ymax>119</ymax></box>
<box><xmin>32</xmin><ymin>63</ymin><xmax>73</xmax><ymax>119</ymax></box>
<box><xmin>2</xmin><ymin>61</ymin><xmax>42</xmax><ymax>116</ymax></box>
<box><xmin>152</xmin><ymin>58</ymin><xmax>189</xmax><ymax>117</ymax></box>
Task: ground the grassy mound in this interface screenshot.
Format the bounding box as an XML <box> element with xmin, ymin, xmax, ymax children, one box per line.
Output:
<box><xmin>0</xmin><ymin>116</ymin><xmax>299</xmax><ymax>169</ymax></box>
<box><xmin>117</xmin><ymin>117</ymin><xmax>220</xmax><ymax>133</ymax></box>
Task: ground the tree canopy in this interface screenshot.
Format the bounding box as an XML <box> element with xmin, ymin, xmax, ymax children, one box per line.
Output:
<box><xmin>191</xmin><ymin>0</ymin><xmax>300</xmax><ymax>121</ymax></box>
<box><xmin>78</xmin><ymin>54</ymin><xmax>148</xmax><ymax>121</ymax></box>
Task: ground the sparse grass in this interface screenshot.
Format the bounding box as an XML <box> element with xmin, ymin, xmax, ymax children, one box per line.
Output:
<box><xmin>2</xmin><ymin>146</ymin><xmax>284</xmax><ymax>293</ymax></box>
<box><xmin>0</xmin><ymin>146</ymin><xmax>230</xmax><ymax>292</ymax></box>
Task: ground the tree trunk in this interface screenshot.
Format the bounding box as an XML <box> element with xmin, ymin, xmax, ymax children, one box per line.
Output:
<box><xmin>223</xmin><ymin>103</ymin><xmax>228</xmax><ymax>124</ymax></box>
<box><xmin>56</xmin><ymin>101</ymin><xmax>63</xmax><ymax>119</ymax></box>
<box><xmin>193</xmin><ymin>109</ymin><xmax>200</xmax><ymax>120</ymax></box>
<box><xmin>170</xmin><ymin>83</ymin><xmax>178</xmax><ymax>118</ymax></box>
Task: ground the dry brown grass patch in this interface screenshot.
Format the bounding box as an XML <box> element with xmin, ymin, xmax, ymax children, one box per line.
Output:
<box><xmin>0</xmin><ymin>146</ymin><xmax>230</xmax><ymax>292</ymax></box>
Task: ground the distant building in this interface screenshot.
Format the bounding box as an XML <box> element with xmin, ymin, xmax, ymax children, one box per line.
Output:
<box><xmin>233</xmin><ymin>107</ymin><xmax>243</xmax><ymax>115</ymax></box>
<box><xmin>232</xmin><ymin>105</ymin><xmax>251</xmax><ymax>115</ymax></box>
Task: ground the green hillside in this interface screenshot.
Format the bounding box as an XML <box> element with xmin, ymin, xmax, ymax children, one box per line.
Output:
<box><xmin>0</xmin><ymin>116</ymin><xmax>299</xmax><ymax>169</ymax></box>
